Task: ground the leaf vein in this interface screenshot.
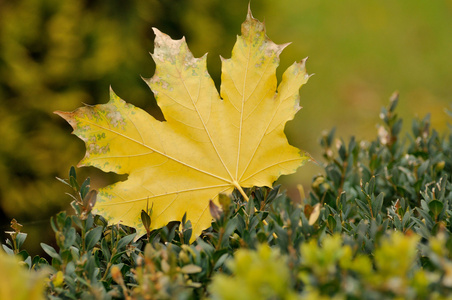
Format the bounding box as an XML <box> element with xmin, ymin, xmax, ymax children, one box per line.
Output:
<box><xmin>82</xmin><ymin>118</ymin><xmax>230</xmax><ymax>183</ymax></box>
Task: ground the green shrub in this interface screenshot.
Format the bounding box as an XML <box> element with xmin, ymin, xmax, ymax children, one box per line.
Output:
<box><xmin>2</xmin><ymin>96</ymin><xmax>452</xmax><ymax>299</ymax></box>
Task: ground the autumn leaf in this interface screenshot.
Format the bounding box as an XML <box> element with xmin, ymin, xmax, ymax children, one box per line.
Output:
<box><xmin>56</xmin><ymin>9</ymin><xmax>310</xmax><ymax>242</ymax></box>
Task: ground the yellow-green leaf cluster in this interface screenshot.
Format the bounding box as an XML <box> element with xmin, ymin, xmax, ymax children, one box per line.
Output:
<box><xmin>0</xmin><ymin>251</ymin><xmax>46</xmax><ymax>300</ymax></box>
<box><xmin>209</xmin><ymin>244</ymin><xmax>298</xmax><ymax>300</ymax></box>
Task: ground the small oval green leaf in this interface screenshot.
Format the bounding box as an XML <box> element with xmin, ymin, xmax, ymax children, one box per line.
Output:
<box><xmin>428</xmin><ymin>200</ymin><xmax>443</xmax><ymax>218</ymax></box>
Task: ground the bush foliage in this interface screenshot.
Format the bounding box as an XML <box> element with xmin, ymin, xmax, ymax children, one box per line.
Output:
<box><xmin>2</xmin><ymin>0</ymin><xmax>451</xmax><ymax>236</ymax></box>
<box><xmin>2</xmin><ymin>95</ymin><xmax>452</xmax><ymax>299</ymax></box>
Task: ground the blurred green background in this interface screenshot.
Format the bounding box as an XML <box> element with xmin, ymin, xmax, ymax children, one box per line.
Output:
<box><xmin>1</xmin><ymin>0</ymin><xmax>451</xmax><ymax>254</ymax></box>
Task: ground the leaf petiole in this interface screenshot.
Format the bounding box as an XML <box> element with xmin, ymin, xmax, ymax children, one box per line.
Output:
<box><xmin>232</xmin><ymin>180</ymin><xmax>276</xmax><ymax>238</ymax></box>
<box><xmin>232</xmin><ymin>181</ymin><xmax>249</xmax><ymax>202</ymax></box>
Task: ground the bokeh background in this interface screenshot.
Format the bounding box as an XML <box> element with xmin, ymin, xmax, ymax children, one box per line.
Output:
<box><xmin>1</xmin><ymin>0</ymin><xmax>451</xmax><ymax>255</ymax></box>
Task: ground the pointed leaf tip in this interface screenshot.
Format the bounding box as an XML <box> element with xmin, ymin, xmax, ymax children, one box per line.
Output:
<box><xmin>247</xmin><ymin>3</ymin><xmax>253</xmax><ymax>19</ymax></box>
<box><xmin>152</xmin><ymin>29</ymin><xmax>189</xmax><ymax>63</ymax></box>
<box><xmin>54</xmin><ymin>111</ymin><xmax>78</xmax><ymax>130</ymax></box>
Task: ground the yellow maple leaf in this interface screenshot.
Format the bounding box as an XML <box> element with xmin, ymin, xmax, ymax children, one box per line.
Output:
<box><xmin>56</xmin><ymin>9</ymin><xmax>310</xmax><ymax>242</ymax></box>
